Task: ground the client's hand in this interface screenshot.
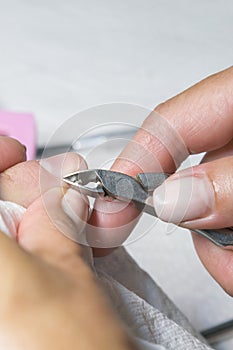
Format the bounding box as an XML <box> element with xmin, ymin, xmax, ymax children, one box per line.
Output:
<box><xmin>0</xmin><ymin>137</ymin><xmax>136</xmax><ymax>350</ymax></box>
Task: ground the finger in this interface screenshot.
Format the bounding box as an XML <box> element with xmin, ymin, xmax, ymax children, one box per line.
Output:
<box><xmin>191</xmin><ymin>142</ymin><xmax>233</xmax><ymax>295</ymax></box>
<box><xmin>153</xmin><ymin>155</ymin><xmax>233</xmax><ymax>295</ymax></box>
<box><xmin>0</xmin><ymin>136</ymin><xmax>26</xmax><ymax>171</ymax></box>
<box><xmin>0</xmin><ymin>231</ymin><xmax>32</xmax><ymax>293</ymax></box>
<box><xmin>0</xmin><ymin>185</ymin><xmax>91</xmax><ymax>298</ymax></box>
<box><xmin>87</xmin><ymin>199</ymin><xmax>140</xmax><ymax>248</ymax></box>
<box><xmin>0</xmin><ymin>153</ymin><xmax>87</xmax><ymax>207</ymax></box>
<box><xmin>202</xmin><ymin>138</ymin><xmax>233</xmax><ymax>163</ymax></box>
<box><xmin>91</xmin><ymin>67</ymin><xmax>233</xmax><ymax>252</ymax></box>
<box><xmin>18</xmin><ymin>187</ymin><xmax>92</xmax><ymax>270</ymax></box>
<box><xmin>114</xmin><ymin>67</ymin><xmax>233</xmax><ymax>174</ymax></box>
<box><xmin>152</xmin><ymin>155</ymin><xmax>233</xmax><ymax>228</ymax></box>
<box><xmin>192</xmin><ymin>234</ymin><xmax>233</xmax><ymax>296</ymax></box>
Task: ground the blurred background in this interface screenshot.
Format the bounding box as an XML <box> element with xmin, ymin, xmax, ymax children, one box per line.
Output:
<box><xmin>0</xmin><ymin>1</ymin><xmax>233</xmax><ymax>349</ymax></box>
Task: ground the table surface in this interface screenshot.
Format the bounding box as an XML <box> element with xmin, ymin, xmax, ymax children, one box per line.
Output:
<box><xmin>0</xmin><ymin>1</ymin><xmax>233</xmax><ymax>348</ymax></box>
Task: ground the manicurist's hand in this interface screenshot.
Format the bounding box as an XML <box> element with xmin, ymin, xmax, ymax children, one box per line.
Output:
<box><xmin>90</xmin><ymin>67</ymin><xmax>233</xmax><ymax>295</ymax></box>
<box><xmin>0</xmin><ymin>137</ymin><xmax>136</xmax><ymax>350</ymax></box>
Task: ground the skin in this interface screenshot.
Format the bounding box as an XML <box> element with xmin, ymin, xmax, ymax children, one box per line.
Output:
<box><xmin>90</xmin><ymin>66</ymin><xmax>233</xmax><ymax>295</ymax></box>
<box><xmin>0</xmin><ymin>66</ymin><xmax>232</xmax><ymax>346</ymax></box>
<box><xmin>0</xmin><ymin>138</ymin><xmax>137</xmax><ymax>350</ymax></box>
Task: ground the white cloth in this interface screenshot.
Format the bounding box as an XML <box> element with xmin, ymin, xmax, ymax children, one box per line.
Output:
<box><xmin>0</xmin><ymin>200</ymin><xmax>212</xmax><ymax>350</ymax></box>
<box><xmin>96</xmin><ymin>252</ymin><xmax>212</xmax><ymax>350</ymax></box>
<box><xmin>0</xmin><ymin>200</ymin><xmax>26</xmax><ymax>237</ymax></box>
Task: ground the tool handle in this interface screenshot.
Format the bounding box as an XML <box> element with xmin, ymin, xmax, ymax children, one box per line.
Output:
<box><xmin>192</xmin><ymin>227</ymin><xmax>233</xmax><ymax>248</ymax></box>
<box><xmin>136</xmin><ymin>172</ymin><xmax>170</xmax><ymax>192</ymax></box>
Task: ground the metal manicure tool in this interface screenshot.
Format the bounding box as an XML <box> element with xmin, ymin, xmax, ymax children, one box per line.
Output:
<box><xmin>63</xmin><ymin>169</ymin><xmax>233</xmax><ymax>248</ymax></box>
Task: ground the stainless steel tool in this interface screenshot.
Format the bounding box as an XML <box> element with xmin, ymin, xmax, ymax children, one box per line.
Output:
<box><xmin>63</xmin><ymin>169</ymin><xmax>233</xmax><ymax>248</ymax></box>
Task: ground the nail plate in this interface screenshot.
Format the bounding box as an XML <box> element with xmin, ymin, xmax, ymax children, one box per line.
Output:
<box><xmin>153</xmin><ymin>174</ymin><xmax>215</xmax><ymax>224</ymax></box>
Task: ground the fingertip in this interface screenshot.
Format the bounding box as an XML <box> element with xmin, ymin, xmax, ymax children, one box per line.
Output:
<box><xmin>0</xmin><ymin>152</ymin><xmax>88</xmax><ymax>209</ymax></box>
<box><xmin>41</xmin><ymin>187</ymin><xmax>89</xmax><ymax>244</ymax></box>
<box><xmin>39</xmin><ymin>152</ymin><xmax>88</xmax><ymax>206</ymax></box>
<box><xmin>152</xmin><ymin>172</ymin><xmax>215</xmax><ymax>224</ymax></box>
<box><xmin>192</xmin><ymin>233</ymin><xmax>233</xmax><ymax>296</ymax></box>
<box><xmin>40</xmin><ymin>152</ymin><xmax>87</xmax><ymax>179</ymax></box>
<box><xmin>61</xmin><ymin>188</ymin><xmax>89</xmax><ymax>232</ymax></box>
<box><xmin>0</xmin><ymin>137</ymin><xmax>27</xmax><ymax>171</ymax></box>
<box><xmin>86</xmin><ymin>198</ymin><xmax>140</xmax><ymax>248</ymax></box>
<box><xmin>18</xmin><ymin>187</ymin><xmax>90</xmax><ymax>264</ymax></box>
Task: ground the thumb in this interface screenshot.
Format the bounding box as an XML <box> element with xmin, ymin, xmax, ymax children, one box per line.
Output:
<box><xmin>152</xmin><ymin>155</ymin><xmax>233</xmax><ymax>229</ymax></box>
<box><xmin>18</xmin><ymin>187</ymin><xmax>92</xmax><ymax>270</ymax></box>
<box><xmin>153</xmin><ymin>156</ymin><xmax>233</xmax><ymax>295</ymax></box>
<box><xmin>152</xmin><ymin>155</ymin><xmax>233</xmax><ymax>294</ymax></box>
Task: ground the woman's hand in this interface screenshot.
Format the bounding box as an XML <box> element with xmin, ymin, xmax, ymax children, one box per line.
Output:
<box><xmin>90</xmin><ymin>66</ymin><xmax>233</xmax><ymax>295</ymax></box>
<box><xmin>0</xmin><ymin>137</ymin><xmax>136</xmax><ymax>350</ymax></box>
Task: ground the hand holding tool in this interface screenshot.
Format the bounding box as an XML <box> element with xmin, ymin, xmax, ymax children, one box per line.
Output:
<box><xmin>63</xmin><ymin>169</ymin><xmax>233</xmax><ymax>248</ymax></box>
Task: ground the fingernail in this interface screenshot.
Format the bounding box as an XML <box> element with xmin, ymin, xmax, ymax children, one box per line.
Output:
<box><xmin>153</xmin><ymin>174</ymin><xmax>215</xmax><ymax>224</ymax></box>
<box><xmin>38</xmin><ymin>188</ymin><xmax>92</xmax><ymax>266</ymax></box>
<box><xmin>62</xmin><ymin>189</ymin><xmax>93</xmax><ymax>265</ymax></box>
<box><xmin>62</xmin><ymin>188</ymin><xmax>88</xmax><ymax>229</ymax></box>
<box><xmin>40</xmin><ymin>153</ymin><xmax>87</xmax><ymax>178</ymax></box>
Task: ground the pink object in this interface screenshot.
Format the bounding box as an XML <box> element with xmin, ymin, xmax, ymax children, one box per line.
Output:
<box><xmin>0</xmin><ymin>111</ymin><xmax>36</xmax><ymax>160</ymax></box>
